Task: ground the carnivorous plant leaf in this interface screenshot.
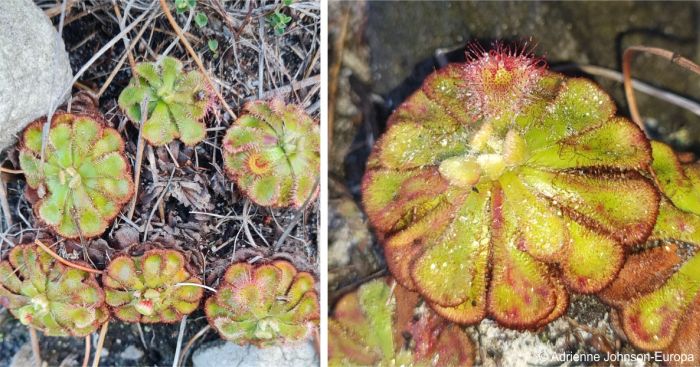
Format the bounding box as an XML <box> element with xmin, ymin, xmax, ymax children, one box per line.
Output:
<box><xmin>362</xmin><ymin>45</ymin><xmax>659</xmax><ymax>329</ymax></box>
<box><xmin>19</xmin><ymin>112</ymin><xmax>134</xmax><ymax>239</ymax></box>
<box><xmin>0</xmin><ymin>244</ymin><xmax>108</xmax><ymax>336</ymax></box>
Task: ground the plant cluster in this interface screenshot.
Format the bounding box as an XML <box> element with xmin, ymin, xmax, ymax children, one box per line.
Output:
<box><xmin>19</xmin><ymin>112</ymin><xmax>134</xmax><ymax>239</ymax></box>
<box><xmin>118</xmin><ymin>56</ymin><xmax>213</xmax><ymax>146</ymax></box>
<box><xmin>362</xmin><ymin>47</ymin><xmax>658</xmax><ymax>329</ymax></box>
<box><xmin>599</xmin><ymin>141</ymin><xmax>700</xmax><ymax>363</ymax></box>
<box><xmin>205</xmin><ymin>260</ymin><xmax>319</xmax><ymax>346</ymax></box>
<box><xmin>329</xmin><ymin>279</ymin><xmax>474</xmax><ymax>366</ymax></box>
<box><xmin>222</xmin><ymin>99</ymin><xmax>320</xmax><ymax>207</ymax></box>
<box><xmin>0</xmin><ymin>244</ymin><xmax>108</xmax><ymax>336</ymax></box>
<box><xmin>103</xmin><ymin>249</ymin><xmax>204</xmax><ymax>323</ymax></box>
<box><xmin>1</xmin><ymin>242</ymin><xmax>320</xmax><ymax>349</ymax></box>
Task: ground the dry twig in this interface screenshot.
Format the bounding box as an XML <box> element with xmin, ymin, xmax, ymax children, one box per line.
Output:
<box><xmin>29</xmin><ymin>327</ymin><xmax>42</xmax><ymax>367</ymax></box>
<box><xmin>91</xmin><ymin>321</ymin><xmax>109</xmax><ymax>367</ymax></box>
<box><xmin>622</xmin><ymin>46</ymin><xmax>700</xmax><ymax>130</ymax></box>
<box><xmin>34</xmin><ymin>239</ymin><xmax>103</xmax><ymax>274</ymax></box>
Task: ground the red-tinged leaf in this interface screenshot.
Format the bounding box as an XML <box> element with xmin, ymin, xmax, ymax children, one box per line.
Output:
<box><xmin>0</xmin><ymin>244</ymin><xmax>106</xmax><ymax>336</ymax></box>
<box><xmin>104</xmin><ymin>249</ymin><xmax>202</xmax><ymax>323</ymax></box>
<box><xmin>19</xmin><ymin>113</ymin><xmax>133</xmax><ymax>239</ymax></box>
<box><xmin>362</xmin><ymin>45</ymin><xmax>657</xmax><ymax>329</ymax></box>
<box><xmin>222</xmin><ymin>100</ymin><xmax>319</xmax><ymax>208</ymax></box>
<box><xmin>206</xmin><ymin>261</ymin><xmax>318</xmax><ymax>346</ymax></box>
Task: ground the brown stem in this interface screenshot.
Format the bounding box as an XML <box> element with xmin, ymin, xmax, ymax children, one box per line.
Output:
<box><xmin>0</xmin><ymin>167</ymin><xmax>23</xmax><ymax>174</ymax></box>
<box><xmin>622</xmin><ymin>46</ymin><xmax>700</xmax><ymax>131</ymax></box>
<box><xmin>97</xmin><ymin>6</ymin><xmax>154</xmax><ymax>98</ymax></box>
<box><xmin>177</xmin><ymin>325</ymin><xmax>211</xmax><ymax>367</ymax></box>
<box><xmin>82</xmin><ymin>335</ymin><xmax>91</xmax><ymax>367</ymax></box>
<box><xmin>0</xmin><ymin>174</ymin><xmax>13</xmax><ymax>228</ymax></box>
<box><xmin>127</xmin><ymin>98</ymin><xmax>148</xmax><ymax>221</ymax></box>
<box><xmin>91</xmin><ymin>321</ymin><xmax>109</xmax><ymax>367</ymax></box>
<box><xmin>34</xmin><ymin>239</ymin><xmax>103</xmax><ymax>274</ymax></box>
<box><xmin>112</xmin><ymin>3</ymin><xmax>137</xmax><ymax>71</ymax></box>
<box><xmin>158</xmin><ymin>0</ymin><xmax>237</xmax><ymax>120</ymax></box>
<box><xmin>29</xmin><ymin>327</ymin><xmax>42</xmax><ymax>367</ymax></box>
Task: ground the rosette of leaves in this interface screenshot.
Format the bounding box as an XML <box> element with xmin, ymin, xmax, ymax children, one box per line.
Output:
<box><xmin>205</xmin><ymin>260</ymin><xmax>319</xmax><ymax>346</ymax></box>
<box><xmin>329</xmin><ymin>279</ymin><xmax>474</xmax><ymax>367</ymax></box>
<box><xmin>118</xmin><ymin>56</ymin><xmax>213</xmax><ymax>146</ymax></box>
<box><xmin>362</xmin><ymin>48</ymin><xmax>660</xmax><ymax>329</ymax></box>
<box><xmin>222</xmin><ymin>100</ymin><xmax>320</xmax><ymax>207</ymax></box>
<box><xmin>599</xmin><ymin>141</ymin><xmax>700</xmax><ymax>365</ymax></box>
<box><xmin>19</xmin><ymin>112</ymin><xmax>134</xmax><ymax>239</ymax></box>
<box><xmin>0</xmin><ymin>244</ymin><xmax>108</xmax><ymax>336</ymax></box>
<box><xmin>103</xmin><ymin>249</ymin><xmax>204</xmax><ymax>323</ymax></box>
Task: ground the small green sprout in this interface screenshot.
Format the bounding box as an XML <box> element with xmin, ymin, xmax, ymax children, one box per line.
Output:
<box><xmin>0</xmin><ymin>244</ymin><xmax>108</xmax><ymax>336</ymax></box>
<box><xmin>174</xmin><ymin>0</ymin><xmax>195</xmax><ymax>14</ymax></box>
<box><xmin>103</xmin><ymin>249</ymin><xmax>204</xmax><ymax>323</ymax></box>
<box><xmin>19</xmin><ymin>112</ymin><xmax>134</xmax><ymax>239</ymax></box>
<box><xmin>207</xmin><ymin>39</ymin><xmax>219</xmax><ymax>55</ymax></box>
<box><xmin>118</xmin><ymin>56</ymin><xmax>214</xmax><ymax>146</ymax></box>
<box><xmin>205</xmin><ymin>260</ymin><xmax>319</xmax><ymax>346</ymax></box>
<box><xmin>269</xmin><ymin>11</ymin><xmax>292</xmax><ymax>35</ymax></box>
<box><xmin>195</xmin><ymin>12</ymin><xmax>208</xmax><ymax>28</ymax></box>
<box><xmin>222</xmin><ymin>100</ymin><xmax>320</xmax><ymax>207</ymax></box>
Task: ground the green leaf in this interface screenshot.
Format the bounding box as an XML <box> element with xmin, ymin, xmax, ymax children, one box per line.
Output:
<box><xmin>329</xmin><ymin>279</ymin><xmax>475</xmax><ymax>366</ymax></box>
<box><xmin>195</xmin><ymin>12</ymin><xmax>208</xmax><ymax>28</ymax></box>
<box><xmin>208</xmin><ymin>39</ymin><xmax>219</xmax><ymax>52</ymax></box>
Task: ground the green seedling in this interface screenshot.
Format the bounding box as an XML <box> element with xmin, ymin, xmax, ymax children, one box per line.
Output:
<box><xmin>195</xmin><ymin>12</ymin><xmax>208</xmax><ymax>28</ymax></box>
<box><xmin>269</xmin><ymin>11</ymin><xmax>292</xmax><ymax>35</ymax></box>
<box><xmin>118</xmin><ymin>56</ymin><xmax>214</xmax><ymax>146</ymax></box>
<box><xmin>19</xmin><ymin>112</ymin><xmax>134</xmax><ymax>239</ymax></box>
<box><xmin>205</xmin><ymin>260</ymin><xmax>319</xmax><ymax>346</ymax></box>
<box><xmin>207</xmin><ymin>39</ymin><xmax>219</xmax><ymax>57</ymax></box>
<box><xmin>222</xmin><ymin>100</ymin><xmax>319</xmax><ymax>207</ymax></box>
<box><xmin>174</xmin><ymin>0</ymin><xmax>195</xmax><ymax>14</ymax></box>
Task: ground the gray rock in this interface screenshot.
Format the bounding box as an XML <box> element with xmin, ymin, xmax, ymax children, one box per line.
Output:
<box><xmin>118</xmin><ymin>345</ymin><xmax>143</xmax><ymax>361</ymax></box>
<box><xmin>0</xmin><ymin>0</ymin><xmax>73</xmax><ymax>152</ymax></box>
<box><xmin>192</xmin><ymin>340</ymin><xmax>319</xmax><ymax>367</ymax></box>
<box><xmin>476</xmin><ymin>319</ymin><xmax>572</xmax><ymax>367</ymax></box>
<box><xmin>363</xmin><ymin>2</ymin><xmax>700</xmax><ymax>150</ymax></box>
<box><xmin>9</xmin><ymin>343</ymin><xmax>37</xmax><ymax>367</ymax></box>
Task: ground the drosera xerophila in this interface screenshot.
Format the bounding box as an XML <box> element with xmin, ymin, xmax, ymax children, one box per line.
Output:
<box><xmin>362</xmin><ymin>43</ymin><xmax>659</xmax><ymax>329</ymax></box>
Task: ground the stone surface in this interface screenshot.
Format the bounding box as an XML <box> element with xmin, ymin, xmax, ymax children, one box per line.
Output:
<box><xmin>9</xmin><ymin>343</ymin><xmax>36</xmax><ymax>367</ymax></box>
<box><xmin>192</xmin><ymin>340</ymin><xmax>319</xmax><ymax>367</ymax></box>
<box><xmin>118</xmin><ymin>345</ymin><xmax>143</xmax><ymax>361</ymax></box>
<box><xmin>0</xmin><ymin>0</ymin><xmax>73</xmax><ymax>151</ymax></box>
<box><xmin>365</xmin><ymin>1</ymin><xmax>700</xmax><ymax>151</ymax></box>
